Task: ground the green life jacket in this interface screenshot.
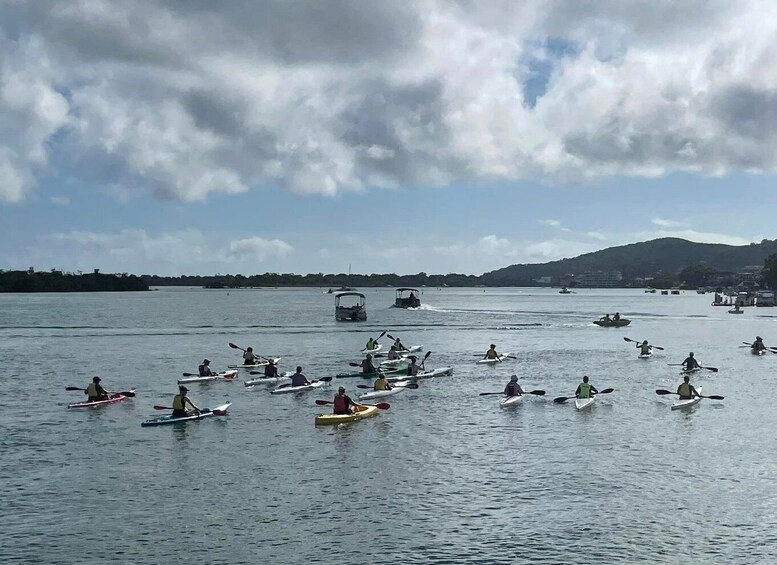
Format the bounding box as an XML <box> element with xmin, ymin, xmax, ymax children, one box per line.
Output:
<box><xmin>678</xmin><ymin>383</ymin><xmax>692</xmax><ymax>397</ymax></box>
<box><xmin>579</xmin><ymin>382</ymin><xmax>592</xmax><ymax>398</ymax></box>
<box><xmin>86</xmin><ymin>383</ymin><xmax>98</xmax><ymax>397</ymax></box>
<box><xmin>173</xmin><ymin>394</ymin><xmax>185</xmax><ymax>410</ymax></box>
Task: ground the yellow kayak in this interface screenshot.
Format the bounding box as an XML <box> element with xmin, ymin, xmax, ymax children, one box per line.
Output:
<box><xmin>314</xmin><ymin>404</ymin><xmax>379</xmax><ymax>426</ymax></box>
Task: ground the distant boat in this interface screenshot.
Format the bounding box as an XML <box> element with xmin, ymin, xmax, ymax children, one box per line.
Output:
<box><xmin>559</xmin><ymin>287</ymin><xmax>572</xmax><ymax>294</ymax></box>
<box><xmin>661</xmin><ymin>290</ymin><xmax>669</xmax><ymax>295</ymax></box>
<box><xmin>393</xmin><ymin>287</ymin><xmax>421</xmax><ymax>308</ymax></box>
<box><xmin>645</xmin><ymin>288</ymin><xmax>656</xmax><ymax>293</ymax></box>
<box><xmin>335</xmin><ymin>292</ymin><xmax>366</xmax><ymax>322</ymax></box>
<box><xmin>670</xmin><ymin>288</ymin><xmax>680</xmax><ymax>295</ymax></box>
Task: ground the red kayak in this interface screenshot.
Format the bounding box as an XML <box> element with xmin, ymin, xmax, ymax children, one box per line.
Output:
<box><xmin>68</xmin><ymin>390</ymin><xmax>135</xmax><ymax>409</ymax></box>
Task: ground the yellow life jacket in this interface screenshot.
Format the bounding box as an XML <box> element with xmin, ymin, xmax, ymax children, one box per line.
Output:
<box><xmin>172</xmin><ymin>394</ymin><xmax>185</xmax><ymax>410</ymax></box>
<box><xmin>678</xmin><ymin>383</ymin><xmax>692</xmax><ymax>397</ymax></box>
<box><xmin>86</xmin><ymin>383</ymin><xmax>98</xmax><ymax>397</ymax></box>
<box><xmin>486</xmin><ymin>349</ymin><xmax>498</xmax><ymax>359</ymax></box>
<box><xmin>579</xmin><ymin>382</ymin><xmax>592</xmax><ymax>398</ymax></box>
<box><xmin>374</xmin><ymin>378</ymin><xmax>387</xmax><ymax>391</ymax></box>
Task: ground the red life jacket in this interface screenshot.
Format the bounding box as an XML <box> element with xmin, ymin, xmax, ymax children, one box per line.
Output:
<box><xmin>333</xmin><ymin>394</ymin><xmax>347</xmax><ymax>413</ymax></box>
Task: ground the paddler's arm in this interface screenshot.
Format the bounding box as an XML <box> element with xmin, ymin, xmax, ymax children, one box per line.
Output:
<box><xmin>591</xmin><ymin>386</ymin><xmax>599</xmax><ymax>394</ymax></box>
<box><xmin>575</xmin><ymin>385</ymin><xmax>581</xmax><ymax>398</ymax></box>
<box><xmin>185</xmin><ymin>397</ymin><xmax>201</xmax><ymax>413</ymax></box>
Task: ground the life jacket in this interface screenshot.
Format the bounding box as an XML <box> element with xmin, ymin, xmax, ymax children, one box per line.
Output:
<box><xmin>86</xmin><ymin>383</ymin><xmax>98</xmax><ymax>397</ymax></box>
<box><xmin>198</xmin><ymin>364</ymin><xmax>209</xmax><ymax>376</ymax></box>
<box><xmin>173</xmin><ymin>394</ymin><xmax>185</xmax><ymax>411</ymax></box>
<box><xmin>264</xmin><ymin>364</ymin><xmax>277</xmax><ymax>377</ymax></box>
<box><xmin>486</xmin><ymin>349</ymin><xmax>497</xmax><ymax>359</ymax></box>
<box><xmin>678</xmin><ymin>383</ymin><xmax>692</xmax><ymax>397</ymax></box>
<box><xmin>579</xmin><ymin>382</ymin><xmax>592</xmax><ymax>398</ymax></box>
<box><xmin>505</xmin><ymin>384</ymin><xmax>518</xmax><ymax>396</ymax></box>
<box><xmin>243</xmin><ymin>352</ymin><xmax>254</xmax><ymax>362</ymax></box>
<box><xmin>333</xmin><ymin>394</ymin><xmax>348</xmax><ymax>413</ymax></box>
<box><xmin>640</xmin><ymin>345</ymin><xmax>650</xmax><ymax>354</ymax></box>
<box><xmin>374</xmin><ymin>378</ymin><xmax>387</xmax><ymax>391</ymax></box>
<box><xmin>366</xmin><ymin>340</ymin><xmax>376</xmax><ymax>350</ymax></box>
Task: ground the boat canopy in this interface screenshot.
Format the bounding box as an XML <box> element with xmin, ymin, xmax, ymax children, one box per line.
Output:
<box><xmin>335</xmin><ymin>292</ymin><xmax>365</xmax><ymax>299</ymax></box>
<box><xmin>395</xmin><ymin>287</ymin><xmax>419</xmax><ymax>295</ymax></box>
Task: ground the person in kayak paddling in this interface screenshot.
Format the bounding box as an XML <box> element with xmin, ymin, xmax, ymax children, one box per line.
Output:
<box><xmin>407</xmin><ymin>356</ymin><xmax>420</xmax><ymax>376</ymax></box>
<box><xmin>85</xmin><ymin>376</ymin><xmax>109</xmax><ymax>402</ymax></box>
<box><xmin>575</xmin><ymin>376</ymin><xmax>598</xmax><ymax>399</ymax></box>
<box><xmin>172</xmin><ymin>386</ymin><xmax>200</xmax><ymax>418</ymax></box>
<box><xmin>638</xmin><ymin>340</ymin><xmax>652</xmax><ymax>355</ymax></box>
<box><xmin>198</xmin><ymin>359</ymin><xmax>214</xmax><ymax>376</ymax></box>
<box><xmin>393</xmin><ymin>337</ymin><xmax>407</xmax><ymax>352</ymax></box>
<box><xmin>373</xmin><ymin>374</ymin><xmax>392</xmax><ymax>391</ymax></box>
<box><xmin>360</xmin><ymin>354</ymin><xmax>377</xmax><ymax>373</ymax></box>
<box><xmin>484</xmin><ymin>344</ymin><xmax>500</xmax><ymax>361</ymax></box>
<box><xmin>290</xmin><ymin>366</ymin><xmax>310</xmax><ymax>387</ymax></box>
<box><xmin>387</xmin><ymin>345</ymin><xmax>399</xmax><ymax>361</ymax></box>
<box><xmin>264</xmin><ymin>359</ymin><xmax>278</xmax><ymax>378</ymax></box>
<box><xmin>677</xmin><ymin>375</ymin><xmax>700</xmax><ymax>400</ymax></box>
<box><xmin>365</xmin><ymin>337</ymin><xmax>378</xmax><ymax>351</ymax></box>
<box><xmin>504</xmin><ymin>375</ymin><xmax>524</xmax><ymax>397</ymax></box>
<box><xmin>333</xmin><ymin>386</ymin><xmax>356</xmax><ymax>414</ymax></box>
<box><xmin>243</xmin><ymin>347</ymin><xmax>259</xmax><ymax>365</ymax></box>
<box><xmin>681</xmin><ymin>352</ymin><xmax>701</xmax><ymax>371</ymax></box>
<box><xmin>752</xmin><ymin>336</ymin><xmax>767</xmax><ymax>353</ymax></box>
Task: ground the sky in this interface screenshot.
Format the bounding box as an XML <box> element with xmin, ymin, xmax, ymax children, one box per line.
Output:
<box><xmin>2</xmin><ymin>0</ymin><xmax>777</xmax><ymax>276</ymax></box>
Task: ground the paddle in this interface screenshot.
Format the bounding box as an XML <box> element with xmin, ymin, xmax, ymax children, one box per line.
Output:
<box><xmin>740</xmin><ymin>341</ymin><xmax>777</xmax><ymax>353</ymax></box>
<box><xmin>553</xmin><ymin>388</ymin><xmax>614</xmax><ymax>403</ymax></box>
<box><xmin>276</xmin><ymin>376</ymin><xmax>333</xmax><ymax>389</ymax></box>
<box><xmin>667</xmin><ymin>364</ymin><xmax>719</xmax><ymax>372</ymax></box>
<box><xmin>362</xmin><ymin>330</ymin><xmax>387</xmax><ymax>351</ymax></box>
<box><xmin>479</xmin><ymin>390</ymin><xmax>546</xmax><ymax>396</ymax></box>
<box><xmin>315</xmin><ymin>399</ymin><xmax>391</xmax><ymax>409</ymax></box>
<box><xmin>356</xmin><ymin>383</ymin><xmax>419</xmax><ymax>390</ymax></box>
<box><xmin>181</xmin><ymin>372</ymin><xmax>234</xmax><ymax>378</ymax></box>
<box><xmin>65</xmin><ymin>386</ymin><xmax>136</xmax><ymax>397</ymax></box>
<box><xmin>152</xmin><ymin>405</ymin><xmax>228</xmax><ymax>415</ymax></box>
<box><xmin>228</xmin><ymin>342</ymin><xmax>270</xmax><ymax>363</ymax></box>
<box><xmin>655</xmin><ymin>389</ymin><xmax>725</xmax><ymax>400</ymax></box>
<box><xmin>623</xmin><ymin>337</ymin><xmax>665</xmax><ymax>350</ymax></box>
<box><xmin>385</xmin><ymin>333</ymin><xmax>412</xmax><ymax>352</ymax></box>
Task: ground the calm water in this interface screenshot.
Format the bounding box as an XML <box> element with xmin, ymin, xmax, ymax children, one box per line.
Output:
<box><xmin>2</xmin><ymin>287</ymin><xmax>776</xmax><ymax>564</ymax></box>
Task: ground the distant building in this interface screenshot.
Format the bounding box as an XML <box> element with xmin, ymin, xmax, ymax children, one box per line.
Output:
<box><xmin>573</xmin><ymin>271</ymin><xmax>623</xmax><ymax>288</ymax></box>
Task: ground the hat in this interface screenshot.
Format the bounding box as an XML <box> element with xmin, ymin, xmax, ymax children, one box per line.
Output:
<box><xmin>338</xmin><ymin>386</ymin><xmax>345</xmax><ymax>392</ymax></box>
<box><xmin>510</xmin><ymin>375</ymin><xmax>518</xmax><ymax>381</ymax></box>
<box><xmin>203</xmin><ymin>359</ymin><xmax>210</xmax><ymax>364</ymax></box>
<box><xmin>179</xmin><ymin>385</ymin><xmax>188</xmax><ymax>392</ymax></box>
<box><xmin>92</xmin><ymin>376</ymin><xmax>101</xmax><ymax>383</ymax></box>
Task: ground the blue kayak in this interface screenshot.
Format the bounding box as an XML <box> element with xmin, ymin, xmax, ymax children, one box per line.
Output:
<box><xmin>141</xmin><ymin>402</ymin><xmax>231</xmax><ymax>427</ymax></box>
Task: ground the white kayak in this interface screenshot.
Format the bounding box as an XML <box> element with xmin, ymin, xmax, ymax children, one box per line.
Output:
<box><xmin>575</xmin><ymin>396</ymin><xmax>596</xmax><ymax>411</ymax></box>
<box><xmin>500</xmin><ymin>394</ymin><xmax>524</xmax><ymax>407</ymax></box>
<box><xmin>178</xmin><ymin>370</ymin><xmax>238</xmax><ymax>384</ymax></box>
<box><xmin>638</xmin><ymin>350</ymin><xmax>653</xmax><ymax>359</ymax></box>
<box><xmin>358</xmin><ymin>386</ymin><xmax>407</xmax><ymax>401</ymax></box>
<box><xmin>386</xmin><ymin>367</ymin><xmax>453</xmax><ymax>382</ymax></box>
<box><xmin>671</xmin><ymin>386</ymin><xmax>703</xmax><ymax>411</ymax></box>
<box><xmin>379</xmin><ymin>357</ymin><xmax>411</xmax><ymax>369</ymax></box>
<box><xmin>227</xmin><ymin>357</ymin><xmax>282</xmax><ymax>369</ymax></box>
<box><xmin>680</xmin><ymin>367</ymin><xmax>703</xmax><ymax>376</ymax></box>
<box><xmin>270</xmin><ymin>380</ymin><xmax>328</xmax><ymax>395</ymax></box>
<box><xmin>477</xmin><ymin>353</ymin><xmax>512</xmax><ymax>365</ymax></box>
<box><xmin>362</xmin><ymin>344</ymin><xmax>383</xmax><ymax>355</ymax></box>
<box><xmin>244</xmin><ymin>372</ymin><xmax>293</xmax><ymax>387</ymax></box>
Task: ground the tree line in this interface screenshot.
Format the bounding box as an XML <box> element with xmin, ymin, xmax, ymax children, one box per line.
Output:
<box><xmin>0</xmin><ymin>269</ymin><xmax>148</xmax><ymax>292</ymax></box>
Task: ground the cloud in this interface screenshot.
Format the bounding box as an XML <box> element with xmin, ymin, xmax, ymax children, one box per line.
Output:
<box><xmin>3</xmin><ymin>2</ymin><xmax>777</xmax><ymax>202</ymax></box>
<box><xmin>225</xmin><ymin>236</ymin><xmax>293</xmax><ymax>262</ymax></box>
<box><xmin>651</xmin><ymin>218</ymin><xmax>686</xmax><ymax>228</ymax></box>
<box><xmin>50</xmin><ymin>195</ymin><xmax>70</xmax><ymax>205</ymax></box>
<box><xmin>540</xmin><ymin>219</ymin><xmax>572</xmax><ymax>232</ymax></box>
<box><xmin>585</xmin><ymin>231</ymin><xmax>608</xmax><ymax>241</ymax></box>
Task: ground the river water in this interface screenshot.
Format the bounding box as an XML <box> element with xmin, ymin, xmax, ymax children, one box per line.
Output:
<box><xmin>1</xmin><ymin>287</ymin><xmax>775</xmax><ymax>564</ymax></box>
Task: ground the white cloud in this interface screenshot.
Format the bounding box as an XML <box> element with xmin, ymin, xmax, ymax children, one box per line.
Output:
<box><xmin>3</xmin><ymin>2</ymin><xmax>777</xmax><ymax>202</ymax></box>
<box><xmin>585</xmin><ymin>231</ymin><xmax>608</xmax><ymax>241</ymax></box>
<box><xmin>225</xmin><ymin>236</ymin><xmax>293</xmax><ymax>262</ymax></box>
<box><xmin>540</xmin><ymin>219</ymin><xmax>572</xmax><ymax>232</ymax></box>
<box><xmin>651</xmin><ymin>218</ymin><xmax>686</xmax><ymax>228</ymax></box>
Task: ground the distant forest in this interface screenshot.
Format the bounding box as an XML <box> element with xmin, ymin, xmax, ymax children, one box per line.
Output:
<box><xmin>0</xmin><ymin>269</ymin><xmax>148</xmax><ymax>292</ymax></box>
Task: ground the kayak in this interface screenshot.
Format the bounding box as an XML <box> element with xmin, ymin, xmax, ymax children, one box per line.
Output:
<box><xmin>387</xmin><ymin>367</ymin><xmax>453</xmax><ymax>382</ymax></box>
<box><xmin>314</xmin><ymin>404</ymin><xmax>379</xmax><ymax>426</ymax></box>
<box><xmin>227</xmin><ymin>357</ymin><xmax>281</xmax><ymax>369</ymax></box>
<box><xmin>178</xmin><ymin>370</ymin><xmax>238</xmax><ymax>384</ymax></box>
<box><xmin>362</xmin><ymin>344</ymin><xmax>383</xmax><ymax>355</ymax></box>
<box><xmin>141</xmin><ymin>402</ymin><xmax>231</xmax><ymax>427</ymax></box>
<box><xmin>477</xmin><ymin>353</ymin><xmax>512</xmax><ymax>365</ymax></box>
<box><xmin>575</xmin><ymin>396</ymin><xmax>596</xmax><ymax>411</ymax></box>
<box><xmin>500</xmin><ymin>394</ymin><xmax>523</xmax><ymax>407</ymax></box>
<box><xmin>358</xmin><ymin>386</ymin><xmax>407</xmax><ymax>401</ymax></box>
<box><xmin>593</xmin><ymin>319</ymin><xmax>631</xmax><ymax>327</ymax></box>
<box><xmin>751</xmin><ymin>349</ymin><xmax>766</xmax><ymax>356</ymax></box>
<box><xmin>680</xmin><ymin>367</ymin><xmax>703</xmax><ymax>375</ymax></box>
<box><xmin>244</xmin><ymin>372</ymin><xmax>293</xmax><ymax>387</ymax></box>
<box><xmin>379</xmin><ymin>357</ymin><xmax>411</xmax><ymax>369</ymax></box>
<box><xmin>671</xmin><ymin>386</ymin><xmax>703</xmax><ymax>411</ymax></box>
<box><xmin>270</xmin><ymin>380</ymin><xmax>328</xmax><ymax>395</ymax></box>
<box><xmin>335</xmin><ymin>371</ymin><xmax>383</xmax><ymax>379</ymax></box>
<box><xmin>68</xmin><ymin>390</ymin><xmax>135</xmax><ymax>409</ymax></box>
<box><xmin>638</xmin><ymin>351</ymin><xmax>653</xmax><ymax>359</ymax></box>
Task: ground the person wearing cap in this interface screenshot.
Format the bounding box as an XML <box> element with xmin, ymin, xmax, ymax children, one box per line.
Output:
<box><xmin>85</xmin><ymin>376</ymin><xmax>109</xmax><ymax>402</ymax></box>
<box><xmin>393</xmin><ymin>337</ymin><xmax>407</xmax><ymax>352</ymax></box>
<box><xmin>637</xmin><ymin>340</ymin><xmax>652</xmax><ymax>355</ymax></box>
<box><xmin>264</xmin><ymin>358</ymin><xmax>279</xmax><ymax>378</ymax></box>
<box><xmin>407</xmin><ymin>356</ymin><xmax>420</xmax><ymax>376</ymax></box>
<box><xmin>290</xmin><ymin>366</ymin><xmax>310</xmax><ymax>387</ymax></box>
<box><xmin>387</xmin><ymin>345</ymin><xmax>399</xmax><ymax>361</ymax></box>
<box><xmin>365</xmin><ymin>337</ymin><xmax>378</xmax><ymax>351</ymax></box>
<box><xmin>360</xmin><ymin>354</ymin><xmax>377</xmax><ymax>373</ymax></box>
<box><xmin>503</xmin><ymin>375</ymin><xmax>524</xmax><ymax>397</ymax></box>
<box><xmin>243</xmin><ymin>347</ymin><xmax>259</xmax><ymax>365</ymax></box>
<box><xmin>575</xmin><ymin>376</ymin><xmax>598</xmax><ymax>399</ymax></box>
<box><xmin>373</xmin><ymin>374</ymin><xmax>392</xmax><ymax>391</ymax></box>
<box><xmin>484</xmin><ymin>344</ymin><xmax>500</xmax><ymax>361</ymax></box>
<box><xmin>752</xmin><ymin>336</ymin><xmax>767</xmax><ymax>353</ymax></box>
<box><xmin>681</xmin><ymin>352</ymin><xmax>701</xmax><ymax>372</ymax></box>
<box><xmin>676</xmin><ymin>374</ymin><xmax>699</xmax><ymax>400</ymax></box>
<box><xmin>198</xmin><ymin>359</ymin><xmax>214</xmax><ymax>376</ymax></box>
<box><xmin>333</xmin><ymin>386</ymin><xmax>356</xmax><ymax>415</ymax></box>
<box><xmin>172</xmin><ymin>386</ymin><xmax>200</xmax><ymax>418</ymax></box>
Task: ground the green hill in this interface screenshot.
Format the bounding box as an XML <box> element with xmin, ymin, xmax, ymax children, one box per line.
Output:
<box><xmin>482</xmin><ymin>237</ymin><xmax>777</xmax><ymax>285</ymax></box>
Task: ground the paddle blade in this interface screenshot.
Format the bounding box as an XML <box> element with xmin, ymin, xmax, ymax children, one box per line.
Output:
<box><xmin>65</xmin><ymin>386</ymin><xmax>84</xmax><ymax>391</ymax></box>
<box><xmin>153</xmin><ymin>405</ymin><xmax>172</xmax><ymax>410</ymax></box>
<box><xmin>598</xmin><ymin>388</ymin><xmax>614</xmax><ymax>394</ymax></box>
<box><xmin>655</xmin><ymin>389</ymin><xmax>673</xmax><ymax>395</ymax></box>
<box><xmin>705</xmin><ymin>367</ymin><xmax>719</xmax><ymax>372</ymax></box>
<box><xmin>528</xmin><ymin>390</ymin><xmax>546</xmax><ymax>396</ymax></box>
<box><xmin>423</xmin><ymin>351</ymin><xmax>432</xmax><ymax>360</ymax></box>
<box><xmin>706</xmin><ymin>395</ymin><xmax>725</xmax><ymax>400</ymax></box>
<box><xmin>386</xmin><ymin>333</ymin><xmax>395</xmax><ymax>341</ymax></box>
<box><xmin>356</xmin><ymin>384</ymin><xmax>371</xmax><ymax>389</ymax></box>
<box><xmin>212</xmin><ymin>409</ymin><xmax>228</xmax><ymax>416</ymax></box>
<box><xmin>553</xmin><ymin>396</ymin><xmax>571</xmax><ymax>403</ymax></box>
<box><xmin>315</xmin><ymin>399</ymin><xmax>333</xmax><ymax>405</ymax></box>
<box><xmin>374</xmin><ymin>403</ymin><xmax>391</xmax><ymax>410</ymax></box>
<box><xmin>653</xmin><ymin>346</ymin><xmax>665</xmax><ymax>351</ymax></box>
<box><xmin>319</xmin><ymin>376</ymin><xmax>333</xmax><ymax>382</ymax></box>
<box><xmin>228</xmin><ymin>342</ymin><xmax>242</xmax><ymax>350</ymax></box>
<box><xmin>403</xmin><ymin>383</ymin><xmax>419</xmax><ymax>389</ymax></box>
<box><xmin>117</xmin><ymin>391</ymin><xmax>136</xmax><ymax>397</ymax></box>
<box><xmin>249</xmin><ymin>371</ymin><xmax>262</xmax><ymax>375</ymax></box>
<box><xmin>181</xmin><ymin>373</ymin><xmax>196</xmax><ymax>377</ymax></box>
<box><xmin>349</xmin><ymin>362</ymin><xmax>360</xmax><ymax>367</ymax></box>
<box><xmin>479</xmin><ymin>392</ymin><xmax>503</xmax><ymax>396</ymax></box>
<box><xmin>377</xmin><ymin>330</ymin><xmax>387</xmax><ymax>340</ymax></box>
<box><xmin>623</xmin><ymin>337</ymin><xmax>633</xmax><ymax>343</ymax></box>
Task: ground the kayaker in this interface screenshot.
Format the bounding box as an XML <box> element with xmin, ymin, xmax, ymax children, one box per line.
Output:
<box><xmin>752</xmin><ymin>336</ymin><xmax>767</xmax><ymax>352</ymax></box>
<box><xmin>637</xmin><ymin>340</ymin><xmax>652</xmax><ymax>355</ymax></box>
<box><xmin>575</xmin><ymin>376</ymin><xmax>598</xmax><ymax>399</ymax></box>
<box><xmin>290</xmin><ymin>366</ymin><xmax>310</xmax><ymax>387</ymax></box>
<box><xmin>365</xmin><ymin>337</ymin><xmax>378</xmax><ymax>351</ymax></box>
<box><xmin>85</xmin><ymin>376</ymin><xmax>109</xmax><ymax>402</ymax></box>
<box><xmin>360</xmin><ymin>354</ymin><xmax>377</xmax><ymax>373</ymax></box>
<box><xmin>243</xmin><ymin>347</ymin><xmax>259</xmax><ymax>365</ymax></box>
<box><xmin>373</xmin><ymin>375</ymin><xmax>392</xmax><ymax>391</ymax></box>
<box><xmin>613</xmin><ymin>312</ymin><xmax>621</xmax><ymax>321</ymax></box>
<box><xmin>484</xmin><ymin>344</ymin><xmax>500</xmax><ymax>360</ymax></box>
<box><xmin>504</xmin><ymin>375</ymin><xmax>524</xmax><ymax>397</ymax></box>
<box><xmin>198</xmin><ymin>359</ymin><xmax>214</xmax><ymax>376</ymax></box>
<box><xmin>407</xmin><ymin>356</ymin><xmax>420</xmax><ymax>376</ymax></box>
<box><xmin>333</xmin><ymin>386</ymin><xmax>356</xmax><ymax>415</ymax></box>
<box><xmin>681</xmin><ymin>352</ymin><xmax>701</xmax><ymax>371</ymax></box>
<box><xmin>264</xmin><ymin>359</ymin><xmax>279</xmax><ymax>378</ymax></box>
<box><xmin>387</xmin><ymin>345</ymin><xmax>399</xmax><ymax>360</ymax></box>
<box><xmin>677</xmin><ymin>375</ymin><xmax>700</xmax><ymax>400</ymax></box>
<box><xmin>394</xmin><ymin>337</ymin><xmax>407</xmax><ymax>352</ymax></box>
<box><xmin>172</xmin><ymin>386</ymin><xmax>200</xmax><ymax>418</ymax></box>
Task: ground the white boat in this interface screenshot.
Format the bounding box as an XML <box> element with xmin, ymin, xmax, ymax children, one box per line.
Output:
<box><xmin>500</xmin><ymin>394</ymin><xmax>524</xmax><ymax>407</ymax></box>
<box><xmin>270</xmin><ymin>380</ymin><xmax>328</xmax><ymax>395</ymax></box>
<box><xmin>386</xmin><ymin>367</ymin><xmax>453</xmax><ymax>382</ymax></box>
<box><xmin>477</xmin><ymin>352</ymin><xmax>512</xmax><ymax>365</ymax></box>
<box><xmin>244</xmin><ymin>372</ymin><xmax>293</xmax><ymax>387</ymax></box>
<box><xmin>575</xmin><ymin>396</ymin><xmax>596</xmax><ymax>411</ymax></box>
<box><xmin>358</xmin><ymin>386</ymin><xmax>407</xmax><ymax>401</ymax></box>
<box><xmin>393</xmin><ymin>287</ymin><xmax>421</xmax><ymax>308</ymax></box>
<box><xmin>362</xmin><ymin>344</ymin><xmax>383</xmax><ymax>355</ymax></box>
<box><xmin>638</xmin><ymin>351</ymin><xmax>653</xmax><ymax>359</ymax></box>
<box><xmin>178</xmin><ymin>370</ymin><xmax>238</xmax><ymax>384</ymax></box>
<box><xmin>671</xmin><ymin>386</ymin><xmax>703</xmax><ymax>410</ymax></box>
<box><xmin>335</xmin><ymin>292</ymin><xmax>367</xmax><ymax>322</ymax></box>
